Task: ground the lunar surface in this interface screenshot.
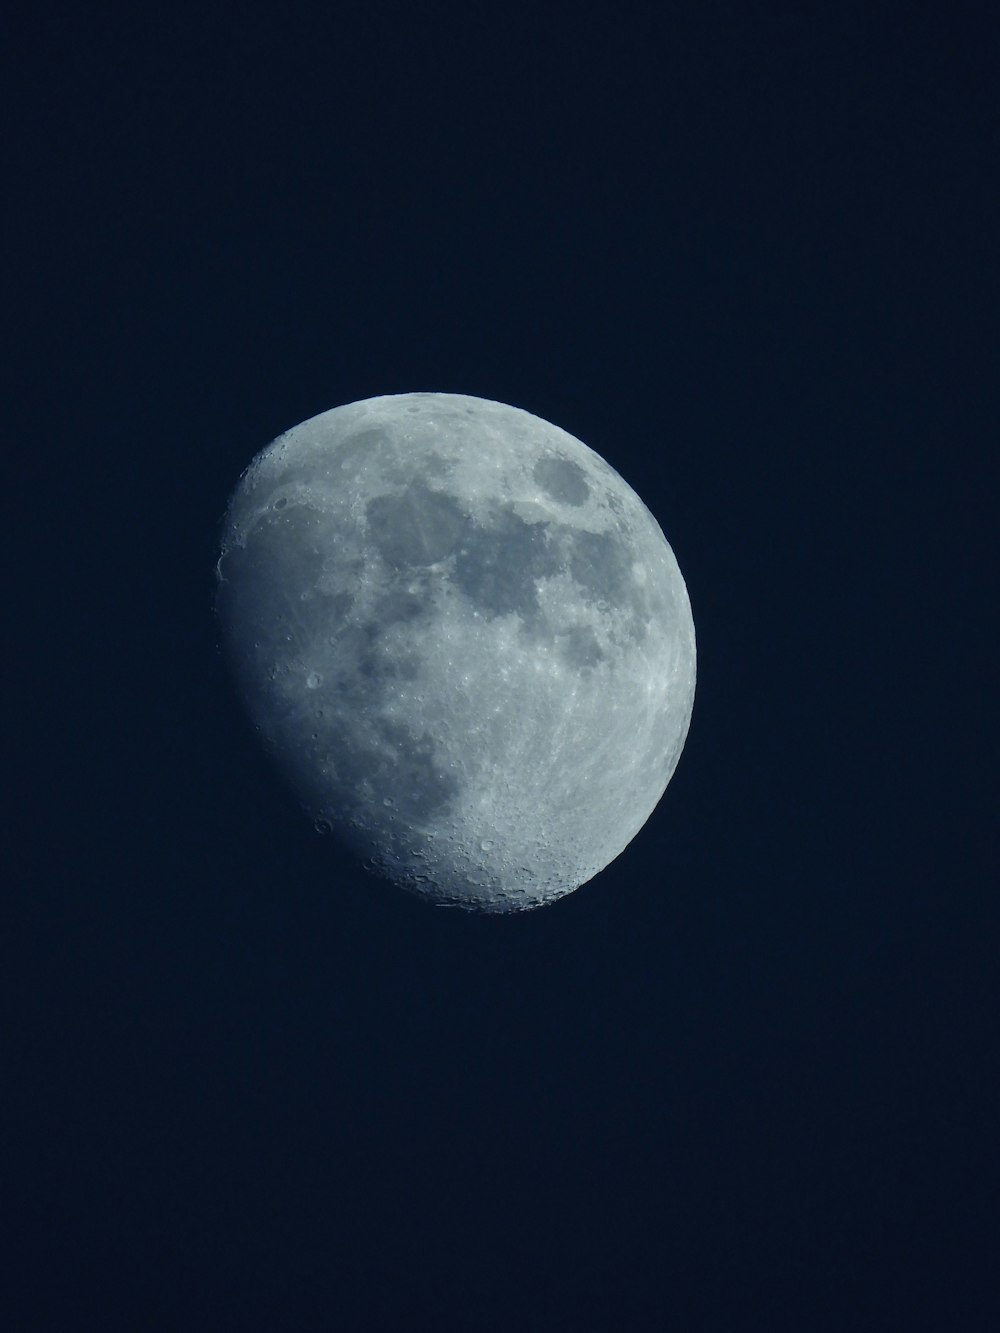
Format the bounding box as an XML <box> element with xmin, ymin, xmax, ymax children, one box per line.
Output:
<box><xmin>216</xmin><ymin>393</ymin><xmax>695</xmax><ymax>912</ymax></box>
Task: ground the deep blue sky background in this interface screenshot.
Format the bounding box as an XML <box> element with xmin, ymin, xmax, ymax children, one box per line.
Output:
<box><xmin>7</xmin><ymin>3</ymin><xmax>997</xmax><ymax>1329</ymax></box>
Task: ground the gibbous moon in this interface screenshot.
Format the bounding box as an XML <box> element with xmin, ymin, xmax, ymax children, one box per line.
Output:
<box><xmin>216</xmin><ymin>393</ymin><xmax>695</xmax><ymax>912</ymax></box>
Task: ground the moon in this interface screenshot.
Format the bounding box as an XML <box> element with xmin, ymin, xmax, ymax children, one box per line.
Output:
<box><xmin>216</xmin><ymin>393</ymin><xmax>695</xmax><ymax>912</ymax></box>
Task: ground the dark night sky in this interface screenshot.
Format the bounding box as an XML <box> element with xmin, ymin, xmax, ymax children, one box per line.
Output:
<box><xmin>6</xmin><ymin>3</ymin><xmax>997</xmax><ymax>1330</ymax></box>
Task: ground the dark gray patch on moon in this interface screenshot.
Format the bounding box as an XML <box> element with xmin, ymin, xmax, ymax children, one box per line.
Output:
<box><xmin>217</xmin><ymin>506</ymin><xmax>327</xmax><ymax>656</ymax></box>
<box><xmin>533</xmin><ymin>456</ymin><xmax>590</xmax><ymax>507</ymax></box>
<box><xmin>566</xmin><ymin>528</ymin><xmax>645</xmax><ymax>629</ymax></box>
<box><xmin>373</xmin><ymin>584</ymin><xmax>430</xmax><ymax>630</ymax></box>
<box><xmin>289</xmin><ymin>622</ymin><xmax>460</xmax><ymax>838</ymax></box>
<box><xmin>300</xmin><ymin>714</ymin><xmax>460</xmax><ymax>843</ymax></box>
<box><xmin>366</xmin><ymin>484</ymin><xmax>467</xmax><ymax>569</ymax></box>
<box><xmin>567</xmin><ymin>529</ymin><xmax>630</xmax><ymax>603</ymax></box>
<box><xmin>423</xmin><ymin>452</ymin><xmax>451</xmax><ymax>479</ymax></box>
<box><xmin>337</xmin><ymin>427</ymin><xmax>386</xmax><ymax>464</ymax></box>
<box><xmin>219</xmin><ymin>497</ymin><xmax>461</xmax><ymax>841</ymax></box>
<box><xmin>332</xmin><ymin>715</ymin><xmax>459</xmax><ymax>826</ymax></box>
<box><xmin>452</xmin><ymin>507</ymin><xmax>561</xmax><ymax>619</ymax></box>
<box><xmin>325</xmin><ymin>589</ymin><xmax>355</xmax><ymax>621</ymax></box>
<box><xmin>556</xmin><ymin>624</ymin><xmax>604</xmax><ymax>670</ymax></box>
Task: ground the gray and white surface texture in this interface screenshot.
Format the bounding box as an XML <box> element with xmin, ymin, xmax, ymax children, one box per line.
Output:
<box><xmin>216</xmin><ymin>393</ymin><xmax>695</xmax><ymax>912</ymax></box>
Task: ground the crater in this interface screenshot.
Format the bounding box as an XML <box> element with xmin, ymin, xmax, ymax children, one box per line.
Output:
<box><xmin>533</xmin><ymin>456</ymin><xmax>590</xmax><ymax>507</ymax></box>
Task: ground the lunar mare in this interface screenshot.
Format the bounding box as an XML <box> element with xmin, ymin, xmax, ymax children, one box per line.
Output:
<box><xmin>216</xmin><ymin>393</ymin><xmax>695</xmax><ymax>912</ymax></box>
